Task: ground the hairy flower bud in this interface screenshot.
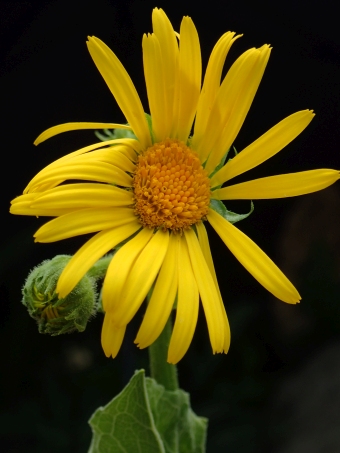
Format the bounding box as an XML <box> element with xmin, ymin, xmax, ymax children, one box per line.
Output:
<box><xmin>22</xmin><ymin>255</ymin><xmax>97</xmax><ymax>335</ymax></box>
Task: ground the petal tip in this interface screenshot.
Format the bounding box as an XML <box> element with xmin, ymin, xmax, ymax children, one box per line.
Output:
<box><xmin>166</xmin><ymin>356</ymin><xmax>178</xmax><ymax>365</ymax></box>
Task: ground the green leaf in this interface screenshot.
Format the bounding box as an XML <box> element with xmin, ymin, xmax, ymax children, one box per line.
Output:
<box><xmin>146</xmin><ymin>377</ymin><xmax>207</xmax><ymax>453</ymax></box>
<box><xmin>88</xmin><ymin>370</ymin><xmax>207</xmax><ymax>453</ymax></box>
<box><xmin>88</xmin><ymin>370</ymin><xmax>165</xmax><ymax>453</ymax></box>
<box><xmin>209</xmin><ymin>199</ymin><xmax>254</xmax><ymax>225</ymax></box>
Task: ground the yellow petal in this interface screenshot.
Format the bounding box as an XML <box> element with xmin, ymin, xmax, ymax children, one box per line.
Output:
<box><xmin>102</xmin><ymin>227</ymin><xmax>154</xmax><ymax>312</ymax></box>
<box><xmin>173</xmin><ymin>16</ymin><xmax>201</xmax><ymax>142</ymax></box>
<box><xmin>29</xmin><ymin>145</ymin><xmax>136</xmax><ymax>194</ymax></box>
<box><xmin>25</xmin><ymin>181</ymin><xmax>65</xmax><ymax>195</ymax></box>
<box><xmin>168</xmin><ymin>234</ymin><xmax>199</xmax><ymax>364</ymax></box>
<box><xmin>11</xmin><ymin>193</ymin><xmax>40</xmax><ymax>204</ymax></box>
<box><xmin>11</xmin><ymin>207</ymin><xmax>72</xmax><ymax>217</ymax></box>
<box><xmin>211</xmin><ymin>110</ymin><xmax>315</xmax><ymax>187</ymax></box>
<box><xmin>142</xmin><ymin>33</ymin><xmax>169</xmax><ymax>142</ymax></box>
<box><xmin>119</xmin><ymin>143</ymin><xmax>138</xmax><ymax>162</ymax></box>
<box><xmin>213</xmin><ymin>169</ymin><xmax>340</xmax><ymax>200</ymax></box>
<box><xmin>215</xmin><ymin>43</ymin><xmax>271</xmax><ymax>155</ymax></box>
<box><xmin>34</xmin><ymin>122</ymin><xmax>132</xmax><ymax>145</ymax></box>
<box><xmin>110</xmin><ymin>229</ymin><xmax>170</xmax><ymax>327</ymax></box>
<box><xmin>184</xmin><ymin>228</ymin><xmax>225</xmax><ymax>353</ymax></box>
<box><xmin>26</xmin><ymin>161</ymin><xmax>133</xmax><ymax>193</ymax></box>
<box><xmin>192</xmin><ymin>32</ymin><xmax>240</xmax><ymax>152</ymax></box>
<box><xmin>196</xmin><ymin>222</ymin><xmax>230</xmax><ymax>352</ymax></box>
<box><xmin>152</xmin><ymin>8</ymin><xmax>179</xmax><ymax>138</ymax></box>
<box><xmin>34</xmin><ymin>207</ymin><xmax>136</xmax><ymax>243</ymax></box>
<box><xmin>195</xmin><ymin>222</ymin><xmax>218</xmax><ymax>286</ymax></box>
<box><xmin>207</xmin><ymin>209</ymin><xmax>301</xmax><ymax>303</ymax></box>
<box><xmin>24</xmin><ymin>138</ymin><xmax>140</xmax><ymax>194</ymax></box>
<box><xmin>10</xmin><ymin>193</ymin><xmax>74</xmax><ymax>217</ymax></box>
<box><xmin>206</xmin><ymin>45</ymin><xmax>271</xmax><ymax>173</ymax></box>
<box><xmin>101</xmin><ymin>313</ymin><xmax>126</xmax><ymax>358</ymax></box>
<box><xmin>205</xmin><ymin>45</ymin><xmax>271</xmax><ymax>174</ymax></box>
<box><xmin>193</xmin><ymin>48</ymin><xmax>257</xmax><ymax>161</ymax></box>
<box><xmin>135</xmin><ymin>232</ymin><xmax>178</xmax><ymax>348</ymax></box>
<box><xmin>48</xmin><ymin>138</ymin><xmax>141</xmax><ymax>167</ymax></box>
<box><xmin>30</xmin><ymin>183</ymin><xmax>133</xmax><ymax>210</ymax></box>
<box><xmin>73</xmin><ymin>148</ymin><xmax>136</xmax><ymax>173</ymax></box>
<box><xmin>57</xmin><ymin>222</ymin><xmax>141</xmax><ymax>298</ymax></box>
<box><xmin>87</xmin><ymin>36</ymin><xmax>151</xmax><ymax>149</ymax></box>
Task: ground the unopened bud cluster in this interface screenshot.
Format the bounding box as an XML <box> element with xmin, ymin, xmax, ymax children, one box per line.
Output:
<box><xmin>22</xmin><ymin>255</ymin><xmax>97</xmax><ymax>335</ymax></box>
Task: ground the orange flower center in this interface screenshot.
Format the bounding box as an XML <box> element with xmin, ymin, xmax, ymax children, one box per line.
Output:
<box><xmin>133</xmin><ymin>139</ymin><xmax>211</xmax><ymax>231</ymax></box>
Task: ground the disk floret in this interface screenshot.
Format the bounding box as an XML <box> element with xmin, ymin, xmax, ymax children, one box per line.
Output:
<box><xmin>133</xmin><ymin>139</ymin><xmax>211</xmax><ymax>231</ymax></box>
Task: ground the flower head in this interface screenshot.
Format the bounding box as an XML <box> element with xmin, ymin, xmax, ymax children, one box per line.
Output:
<box><xmin>10</xmin><ymin>9</ymin><xmax>339</xmax><ymax>363</ymax></box>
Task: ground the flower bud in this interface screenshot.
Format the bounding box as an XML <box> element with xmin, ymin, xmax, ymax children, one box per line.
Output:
<box><xmin>22</xmin><ymin>255</ymin><xmax>97</xmax><ymax>335</ymax></box>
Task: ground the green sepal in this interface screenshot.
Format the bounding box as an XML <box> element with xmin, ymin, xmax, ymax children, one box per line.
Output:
<box><xmin>144</xmin><ymin>113</ymin><xmax>155</xmax><ymax>143</ymax></box>
<box><xmin>94</xmin><ymin>127</ymin><xmax>137</xmax><ymax>142</ymax></box>
<box><xmin>88</xmin><ymin>370</ymin><xmax>207</xmax><ymax>453</ymax></box>
<box><xmin>95</xmin><ymin>113</ymin><xmax>154</xmax><ymax>144</ymax></box>
<box><xmin>209</xmin><ymin>147</ymin><xmax>238</xmax><ymax>189</ymax></box>
<box><xmin>209</xmin><ymin>199</ymin><xmax>254</xmax><ymax>224</ymax></box>
<box><xmin>208</xmin><ymin>148</ymin><xmax>230</xmax><ymax>179</ymax></box>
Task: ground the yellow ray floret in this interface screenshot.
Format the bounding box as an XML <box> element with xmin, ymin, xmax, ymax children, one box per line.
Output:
<box><xmin>210</xmin><ymin>110</ymin><xmax>315</xmax><ymax>186</ymax></box>
<box><xmin>174</xmin><ymin>16</ymin><xmax>201</xmax><ymax>142</ymax></box>
<box><xmin>205</xmin><ymin>45</ymin><xmax>272</xmax><ymax>174</ymax></box>
<box><xmin>213</xmin><ymin>169</ymin><xmax>340</xmax><ymax>200</ymax></box>
<box><xmin>196</xmin><ymin>222</ymin><xmax>231</xmax><ymax>352</ymax></box>
<box><xmin>101</xmin><ymin>313</ymin><xmax>126</xmax><ymax>359</ymax></box>
<box><xmin>70</xmin><ymin>149</ymin><xmax>136</xmax><ymax>172</ymax></box>
<box><xmin>87</xmin><ymin>37</ymin><xmax>151</xmax><ymax>149</ymax></box>
<box><xmin>193</xmin><ymin>32</ymin><xmax>241</xmax><ymax>144</ymax></box>
<box><xmin>34</xmin><ymin>122</ymin><xmax>133</xmax><ymax>145</ymax></box>
<box><xmin>168</xmin><ymin>235</ymin><xmax>199</xmax><ymax>364</ymax></box>
<box><xmin>24</xmin><ymin>138</ymin><xmax>140</xmax><ymax>194</ymax></box>
<box><xmin>26</xmin><ymin>162</ymin><xmax>133</xmax><ymax>191</ymax></box>
<box><xmin>28</xmin><ymin>183</ymin><xmax>133</xmax><ymax>210</ymax></box>
<box><xmin>142</xmin><ymin>33</ymin><xmax>169</xmax><ymax>142</ymax></box>
<box><xmin>135</xmin><ymin>232</ymin><xmax>178</xmax><ymax>349</ymax></box>
<box><xmin>34</xmin><ymin>207</ymin><xmax>137</xmax><ymax>243</ymax></box>
<box><xmin>57</xmin><ymin>222</ymin><xmax>141</xmax><ymax>298</ymax></box>
<box><xmin>207</xmin><ymin>209</ymin><xmax>301</xmax><ymax>303</ymax></box>
<box><xmin>102</xmin><ymin>228</ymin><xmax>154</xmax><ymax>312</ymax></box>
<box><xmin>10</xmin><ymin>194</ymin><xmax>74</xmax><ymax>217</ymax></box>
<box><xmin>184</xmin><ymin>228</ymin><xmax>226</xmax><ymax>353</ymax></box>
<box><xmin>150</xmin><ymin>8</ymin><xmax>179</xmax><ymax>139</ymax></box>
<box><xmin>109</xmin><ymin>229</ymin><xmax>169</xmax><ymax>327</ymax></box>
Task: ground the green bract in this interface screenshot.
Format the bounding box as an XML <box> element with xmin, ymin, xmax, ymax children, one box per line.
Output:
<box><xmin>209</xmin><ymin>199</ymin><xmax>254</xmax><ymax>224</ymax></box>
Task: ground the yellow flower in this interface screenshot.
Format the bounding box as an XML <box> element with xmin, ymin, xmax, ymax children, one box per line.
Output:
<box><xmin>10</xmin><ymin>8</ymin><xmax>339</xmax><ymax>363</ymax></box>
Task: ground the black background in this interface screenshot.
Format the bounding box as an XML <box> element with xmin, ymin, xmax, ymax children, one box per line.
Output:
<box><xmin>2</xmin><ymin>1</ymin><xmax>340</xmax><ymax>452</ymax></box>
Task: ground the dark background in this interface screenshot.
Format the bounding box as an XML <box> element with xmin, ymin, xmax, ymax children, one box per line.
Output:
<box><xmin>1</xmin><ymin>0</ymin><xmax>340</xmax><ymax>452</ymax></box>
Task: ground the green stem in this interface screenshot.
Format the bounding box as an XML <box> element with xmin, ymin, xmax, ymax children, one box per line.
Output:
<box><xmin>148</xmin><ymin>315</ymin><xmax>179</xmax><ymax>390</ymax></box>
